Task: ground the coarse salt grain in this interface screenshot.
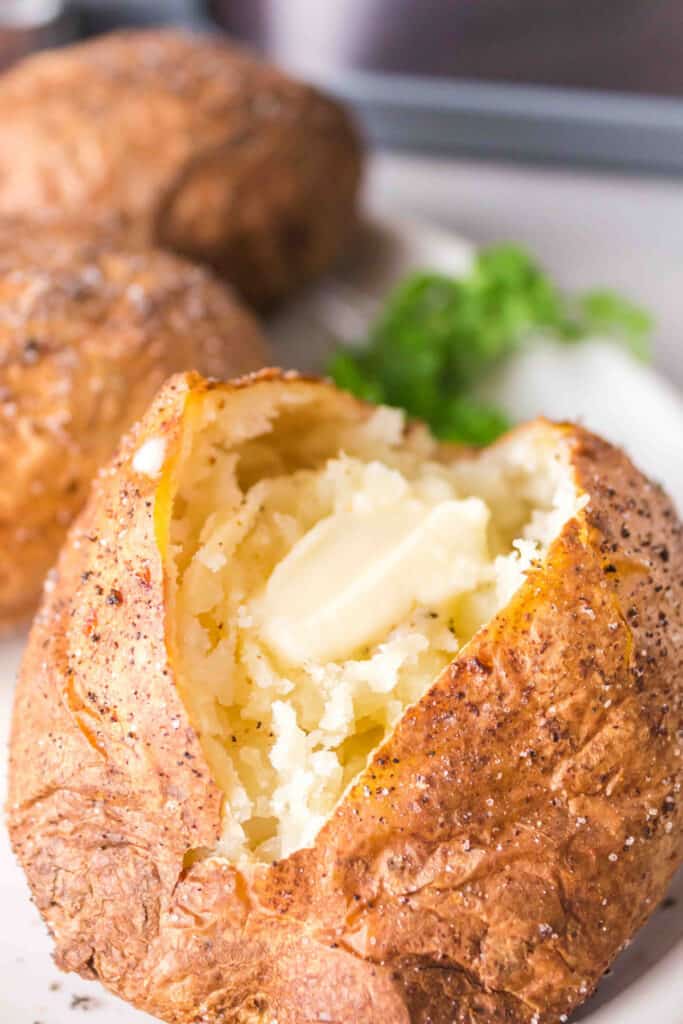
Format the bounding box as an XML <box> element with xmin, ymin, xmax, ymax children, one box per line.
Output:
<box><xmin>133</xmin><ymin>437</ymin><xmax>167</xmax><ymax>477</ymax></box>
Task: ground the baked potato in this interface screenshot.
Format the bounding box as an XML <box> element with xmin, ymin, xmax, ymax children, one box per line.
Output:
<box><xmin>8</xmin><ymin>370</ymin><xmax>682</xmax><ymax>1024</ymax></box>
<box><xmin>0</xmin><ymin>232</ymin><xmax>267</xmax><ymax>628</ymax></box>
<box><xmin>0</xmin><ymin>29</ymin><xmax>363</xmax><ymax>309</ymax></box>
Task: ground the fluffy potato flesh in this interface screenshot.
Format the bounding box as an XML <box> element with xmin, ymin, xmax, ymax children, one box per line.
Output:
<box><xmin>170</xmin><ymin>389</ymin><xmax>581</xmax><ymax>864</ymax></box>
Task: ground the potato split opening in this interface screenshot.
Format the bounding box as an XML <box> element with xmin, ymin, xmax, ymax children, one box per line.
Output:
<box><xmin>169</xmin><ymin>383</ymin><xmax>579</xmax><ymax>864</ymax></box>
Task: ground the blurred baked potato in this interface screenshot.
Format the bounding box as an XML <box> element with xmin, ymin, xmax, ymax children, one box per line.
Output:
<box><xmin>8</xmin><ymin>371</ymin><xmax>682</xmax><ymax>1023</ymax></box>
<box><xmin>0</xmin><ymin>29</ymin><xmax>363</xmax><ymax>308</ymax></box>
<box><xmin>0</xmin><ymin>230</ymin><xmax>267</xmax><ymax>628</ymax></box>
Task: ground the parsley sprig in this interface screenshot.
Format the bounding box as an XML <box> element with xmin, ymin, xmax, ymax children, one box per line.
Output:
<box><xmin>329</xmin><ymin>245</ymin><xmax>652</xmax><ymax>445</ymax></box>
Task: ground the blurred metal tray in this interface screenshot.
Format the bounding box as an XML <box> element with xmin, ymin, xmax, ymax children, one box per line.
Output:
<box><xmin>206</xmin><ymin>0</ymin><xmax>683</xmax><ymax>174</ymax></box>
<box><xmin>325</xmin><ymin>70</ymin><xmax>683</xmax><ymax>174</ymax></box>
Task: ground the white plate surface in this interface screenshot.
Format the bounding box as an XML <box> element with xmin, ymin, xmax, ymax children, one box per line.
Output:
<box><xmin>1</xmin><ymin>215</ymin><xmax>681</xmax><ymax>1023</ymax></box>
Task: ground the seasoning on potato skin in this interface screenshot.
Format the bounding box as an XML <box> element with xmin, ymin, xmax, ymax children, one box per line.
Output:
<box><xmin>0</xmin><ymin>29</ymin><xmax>363</xmax><ymax>309</ymax></box>
<box><xmin>7</xmin><ymin>371</ymin><xmax>682</xmax><ymax>1024</ymax></box>
<box><xmin>0</xmin><ymin>231</ymin><xmax>268</xmax><ymax>629</ymax></box>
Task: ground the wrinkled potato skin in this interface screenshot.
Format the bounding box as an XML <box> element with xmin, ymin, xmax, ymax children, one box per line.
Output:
<box><xmin>8</xmin><ymin>372</ymin><xmax>683</xmax><ymax>1024</ymax></box>
<box><xmin>0</xmin><ymin>237</ymin><xmax>267</xmax><ymax>629</ymax></box>
<box><xmin>0</xmin><ymin>30</ymin><xmax>363</xmax><ymax>309</ymax></box>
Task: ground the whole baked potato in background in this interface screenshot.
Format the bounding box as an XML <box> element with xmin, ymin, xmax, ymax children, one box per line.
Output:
<box><xmin>0</xmin><ymin>28</ymin><xmax>363</xmax><ymax>310</ymax></box>
<box><xmin>0</xmin><ymin>230</ymin><xmax>267</xmax><ymax>629</ymax></box>
<box><xmin>7</xmin><ymin>370</ymin><xmax>682</xmax><ymax>1024</ymax></box>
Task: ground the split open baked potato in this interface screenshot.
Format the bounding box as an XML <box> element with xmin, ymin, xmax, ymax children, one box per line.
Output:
<box><xmin>0</xmin><ymin>232</ymin><xmax>267</xmax><ymax>628</ymax></box>
<box><xmin>8</xmin><ymin>371</ymin><xmax>682</xmax><ymax>1023</ymax></box>
<box><xmin>0</xmin><ymin>29</ymin><xmax>363</xmax><ymax>309</ymax></box>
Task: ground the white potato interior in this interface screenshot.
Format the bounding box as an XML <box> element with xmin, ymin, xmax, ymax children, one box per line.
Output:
<box><xmin>169</xmin><ymin>386</ymin><xmax>578</xmax><ymax>865</ymax></box>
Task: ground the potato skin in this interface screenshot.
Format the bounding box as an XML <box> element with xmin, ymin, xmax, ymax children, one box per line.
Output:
<box><xmin>0</xmin><ymin>234</ymin><xmax>267</xmax><ymax>629</ymax></box>
<box><xmin>0</xmin><ymin>29</ymin><xmax>363</xmax><ymax>309</ymax></box>
<box><xmin>8</xmin><ymin>372</ymin><xmax>682</xmax><ymax>1024</ymax></box>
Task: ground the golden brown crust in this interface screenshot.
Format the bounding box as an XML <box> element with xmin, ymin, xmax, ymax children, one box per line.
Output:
<box><xmin>8</xmin><ymin>373</ymin><xmax>682</xmax><ymax>1024</ymax></box>
<box><xmin>0</xmin><ymin>29</ymin><xmax>363</xmax><ymax>308</ymax></box>
<box><xmin>0</xmin><ymin>236</ymin><xmax>267</xmax><ymax>628</ymax></box>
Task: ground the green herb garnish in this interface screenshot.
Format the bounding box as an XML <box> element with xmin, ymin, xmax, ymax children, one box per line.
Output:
<box><xmin>328</xmin><ymin>245</ymin><xmax>652</xmax><ymax>445</ymax></box>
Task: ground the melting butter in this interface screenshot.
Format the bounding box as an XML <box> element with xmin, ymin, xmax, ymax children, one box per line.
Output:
<box><xmin>255</xmin><ymin>490</ymin><xmax>490</xmax><ymax>665</ymax></box>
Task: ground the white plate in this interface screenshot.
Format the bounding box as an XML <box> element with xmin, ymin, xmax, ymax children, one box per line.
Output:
<box><xmin>1</xmin><ymin>215</ymin><xmax>681</xmax><ymax>1023</ymax></box>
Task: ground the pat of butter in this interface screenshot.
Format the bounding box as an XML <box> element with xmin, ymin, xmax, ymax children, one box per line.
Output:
<box><xmin>255</xmin><ymin>495</ymin><xmax>489</xmax><ymax>665</ymax></box>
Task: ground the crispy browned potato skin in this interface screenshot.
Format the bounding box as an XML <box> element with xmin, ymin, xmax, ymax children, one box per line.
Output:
<box><xmin>8</xmin><ymin>372</ymin><xmax>683</xmax><ymax>1024</ymax></box>
<box><xmin>0</xmin><ymin>237</ymin><xmax>267</xmax><ymax>629</ymax></box>
<box><xmin>0</xmin><ymin>29</ymin><xmax>363</xmax><ymax>309</ymax></box>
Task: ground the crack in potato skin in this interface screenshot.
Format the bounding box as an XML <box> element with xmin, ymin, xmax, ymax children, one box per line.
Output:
<box><xmin>8</xmin><ymin>371</ymin><xmax>683</xmax><ymax>1024</ymax></box>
